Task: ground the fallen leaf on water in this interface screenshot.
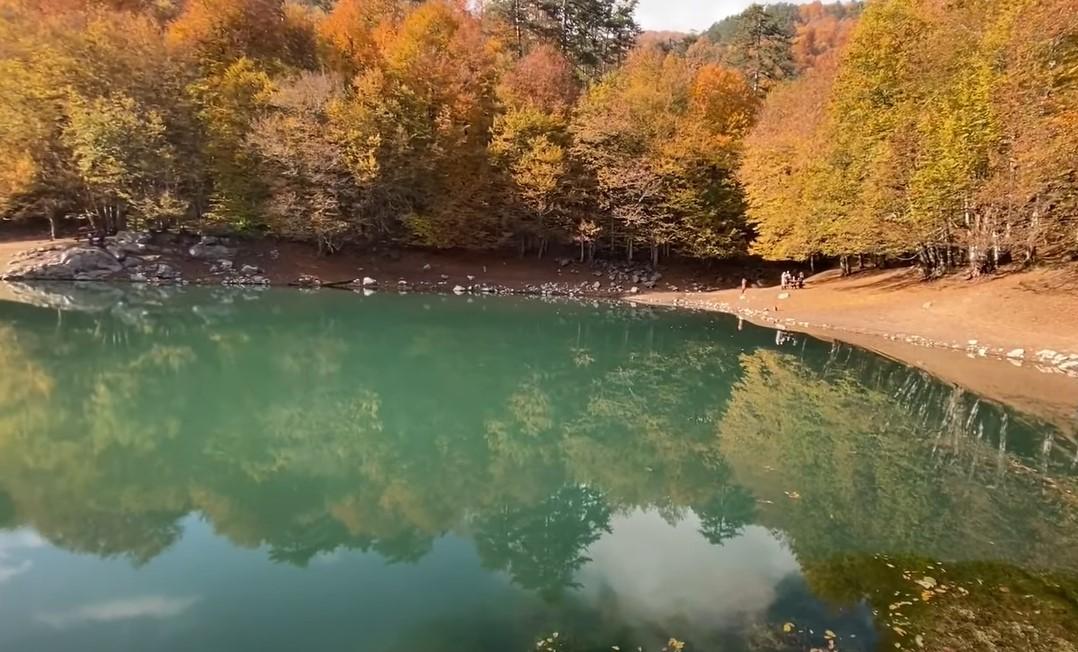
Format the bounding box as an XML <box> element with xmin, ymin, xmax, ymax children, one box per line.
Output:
<box><xmin>783</xmin><ymin>622</ymin><xmax>795</xmax><ymax>633</ymax></box>
<box><xmin>785</xmin><ymin>491</ymin><xmax>801</xmax><ymax>499</ymax></box>
<box><xmin>920</xmin><ymin>590</ymin><xmax>934</xmax><ymax>602</ymax></box>
<box><xmin>893</xmin><ymin>626</ymin><xmax>907</xmax><ymax>636</ymax></box>
<box><xmin>915</xmin><ymin>634</ymin><xmax>924</xmax><ymax>648</ymax></box>
<box><xmin>824</xmin><ymin>630</ymin><xmax>836</xmax><ymax>639</ymax></box>
<box><xmin>914</xmin><ymin>577</ymin><xmax>937</xmax><ymax>590</ymax></box>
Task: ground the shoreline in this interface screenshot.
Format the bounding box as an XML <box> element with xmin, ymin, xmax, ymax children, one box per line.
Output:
<box><xmin>3</xmin><ymin>235</ymin><xmax>1076</xmax><ymax>425</ymax></box>
<box><xmin>627</xmin><ymin>292</ymin><xmax>1078</xmax><ymax>430</ymax></box>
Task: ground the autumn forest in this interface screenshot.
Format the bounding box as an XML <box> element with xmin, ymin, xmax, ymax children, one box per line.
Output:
<box><xmin>0</xmin><ymin>0</ymin><xmax>1075</xmax><ymax>275</ymax></box>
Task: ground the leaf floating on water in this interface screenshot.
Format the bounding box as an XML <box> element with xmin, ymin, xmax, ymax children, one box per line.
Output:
<box><xmin>784</xmin><ymin>490</ymin><xmax>801</xmax><ymax>499</ymax></box>
<box><xmin>914</xmin><ymin>577</ymin><xmax>937</xmax><ymax>590</ymax></box>
<box><xmin>920</xmin><ymin>590</ymin><xmax>934</xmax><ymax>602</ymax></box>
<box><xmin>893</xmin><ymin>626</ymin><xmax>907</xmax><ymax>636</ymax></box>
<box><xmin>824</xmin><ymin>630</ymin><xmax>837</xmax><ymax>639</ymax></box>
<box><xmin>783</xmin><ymin>622</ymin><xmax>796</xmax><ymax>633</ymax></box>
<box><xmin>915</xmin><ymin>634</ymin><xmax>925</xmax><ymax>648</ymax></box>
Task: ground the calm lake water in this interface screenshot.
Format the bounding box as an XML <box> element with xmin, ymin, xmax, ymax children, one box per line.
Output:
<box><xmin>0</xmin><ymin>284</ymin><xmax>1076</xmax><ymax>652</ymax></box>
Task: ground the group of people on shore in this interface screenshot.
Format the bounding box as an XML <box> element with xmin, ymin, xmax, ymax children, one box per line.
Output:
<box><xmin>780</xmin><ymin>270</ymin><xmax>805</xmax><ymax>290</ymax></box>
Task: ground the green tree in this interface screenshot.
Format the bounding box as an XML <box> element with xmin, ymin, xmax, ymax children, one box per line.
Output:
<box><xmin>725</xmin><ymin>3</ymin><xmax>794</xmax><ymax>95</ymax></box>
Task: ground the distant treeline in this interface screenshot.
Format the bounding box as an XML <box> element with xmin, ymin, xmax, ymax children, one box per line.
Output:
<box><xmin>0</xmin><ymin>0</ymin><xmax>1074</xmax><ymax>273</ymax></box>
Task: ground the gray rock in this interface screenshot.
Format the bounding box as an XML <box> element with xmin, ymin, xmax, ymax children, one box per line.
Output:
<box><xmin>189</xmin><ymin>236</ymin><xmax>236</xmax><ymax>260</ymax></box>
<box><xmin>3</xmin><ymin>245</ymin><xmax>124</xmax><ymax>280</ymax></box>
<box><xmin>154</xmin><ymin>263</ymin><xmax>180</xmax><ymax>280</ymax></box>
<box><xmin>362</xmin><ymin>276</ymin><xmax>378</xmax><ymax>287</ymax></box>
<box><xmin>241</xmin><ymin>264</ymin><xmax>262</xmax><ymax>275</ymax></box>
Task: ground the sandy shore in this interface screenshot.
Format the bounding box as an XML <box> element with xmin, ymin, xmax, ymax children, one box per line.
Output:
<box><xmin>628</xmin><ymin>267</ymin><xmax>1078</xmax><ymax>428</ymax></box>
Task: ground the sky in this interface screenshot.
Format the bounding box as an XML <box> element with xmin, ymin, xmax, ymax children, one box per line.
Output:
<box><xmin>635</xmin><ymin>0</ymin><xmax>806</xmax><ymax>33</ymax></box>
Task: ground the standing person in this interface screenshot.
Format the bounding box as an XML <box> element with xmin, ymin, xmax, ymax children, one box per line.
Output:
<box><xmin>797</xmin><ymin>271</ymin><xmax>805</xmax><ymax>289</ymax></box>
<box><xmin>740</xmin><ymin>277</ymin><xmax>748</xmax><ymax>298</ymax></box>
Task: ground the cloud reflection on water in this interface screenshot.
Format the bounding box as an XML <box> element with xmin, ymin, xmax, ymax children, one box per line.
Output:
<box><xmin>578</xmin><ymin>510</ymin><xmax>799</xmax><ymax>636</ymax></box>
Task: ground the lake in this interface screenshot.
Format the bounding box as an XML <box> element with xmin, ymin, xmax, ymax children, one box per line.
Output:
<box><xmin>0</xmin><ymin>284</ymin><xmax>1075</xmax><ymax>652</ymax></box>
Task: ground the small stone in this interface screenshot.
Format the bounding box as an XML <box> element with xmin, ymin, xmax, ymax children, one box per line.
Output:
<box><xmin>241</xmin><ymin>264</ymin><xmax>261</xmax><ymax>275</ymax></box>
<box><xmin>629</xmin><ymin>286</ymin><xmax>639</xmax><ymax>294</ymax></box>
<box><xmin>1036</xmin><ymin>349</ymin><xmax>1059</xmax><ymax>361</ymax></box>
<box><xmin>422</xmin><ymin>263</ymin><xmax>432</xmax><ymax>271</ymax></box>
<box><xmin>1006</xmin><ymin>348</ymin><xmax>1025</xmax><ymax>359</ymax></box>
<box><xmin>362</xmin><ymin>276</ymin><xmax>377</xmax><ymax>287</ymax></box>
<box><xmin>155</xmin><ymin>263</ymin><xmax>180</xmax><ymax>280</ymax></box>
<box><xmin>452</xmin><ymin>285</ymin><xmax>465</xmax><ymax>294</ymax></box>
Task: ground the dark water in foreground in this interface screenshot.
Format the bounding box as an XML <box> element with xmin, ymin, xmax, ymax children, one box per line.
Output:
<box><xmin>0</xmin><ymin>284</ymin><xmax>1076</xmax><ymax>652</ymax></box>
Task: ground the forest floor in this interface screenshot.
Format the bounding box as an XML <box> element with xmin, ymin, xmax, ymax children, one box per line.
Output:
<box><xmin>2</xmin><ymin>235</ymin><xmax>1076</xmax><ymax>425</ymax></box>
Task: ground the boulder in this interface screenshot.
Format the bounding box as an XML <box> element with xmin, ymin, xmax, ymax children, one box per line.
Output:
<box><xmin>295</xmin><ymin>273</ymin><xmax>321</xmax><ymax>288</ymax></box>
<box><xmin>3</xmin><ymin>245</ymin><xmax>124</xmax><ymax>281</ymax></box>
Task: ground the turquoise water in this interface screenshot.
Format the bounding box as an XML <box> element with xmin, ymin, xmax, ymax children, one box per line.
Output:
<box><xmin>0</xmin><ymin>284</ymin><xmax>1075</xmax><ymax>651</ymax></box>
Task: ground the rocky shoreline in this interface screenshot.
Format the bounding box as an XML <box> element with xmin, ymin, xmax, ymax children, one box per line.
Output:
<box><xmin>1</xmin><ymin>231</ymin><xmax>715</xmax><ymax>298</ymax></box>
